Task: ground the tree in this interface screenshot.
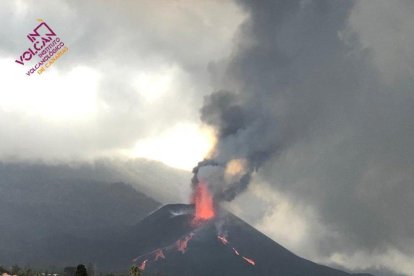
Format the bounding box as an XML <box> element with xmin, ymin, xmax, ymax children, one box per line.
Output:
<box><xmin>75</xmin><ymin>264</ymin><xmax>88</xmax><ymax>276</ymax></box>
<box><xmin>129</xmin><ymin>265</ymin><xmax>141</xmax><ymax>276</ymax></box>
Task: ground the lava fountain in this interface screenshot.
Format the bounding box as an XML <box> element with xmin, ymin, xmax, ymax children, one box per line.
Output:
<box><xmin>192</xmin><ymin>181</ymin><xmax>215</xmax><ymax>223</ymax></box>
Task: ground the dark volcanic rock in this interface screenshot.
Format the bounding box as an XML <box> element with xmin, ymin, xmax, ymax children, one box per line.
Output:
<box><xmin>121</xmin><ymin>204</ymin><xmax>372</xmax><ymax>276</ymax></box>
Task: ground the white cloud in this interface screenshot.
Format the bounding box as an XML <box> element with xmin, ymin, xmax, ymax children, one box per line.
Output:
<box><xmin>0</xmin><ymin>0</ymin><xmax>246</xmax><ymax>170</ymax></box>
<box><xmin>0</xmin><ymin>58</ymin><xmax>100</xmax><ymax>120</ymax></box>
<box><xmin>131</xmin><ymin>122</ymin><xmax>214</xmax><ymax>171</ymax></box>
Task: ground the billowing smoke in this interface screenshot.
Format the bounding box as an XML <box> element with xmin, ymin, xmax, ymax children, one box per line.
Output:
<box><xmin>195</xmin><ymin>0</ymin><xmax>414</xmax><ymax>274</ymax></box>
<box><xmin>191</xmin><ymin>0</ymin><xmax>357</xmax><ymax>204</ymax></box>
<box><xmin>192</xmin><ymin>89</ymin><xmax>280</xmax><ymax>201</ymax></box>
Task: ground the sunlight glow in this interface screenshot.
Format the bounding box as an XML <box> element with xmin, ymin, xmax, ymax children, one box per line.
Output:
<box><xmin>0</xmin><ymin>58</ymin><xmax>100</xmax><ymax>120</ymax></box>
<box><xmin>132</xmin><ymin>123</ymin><xmax>215</xmax><ymax>171</ymax></box>
<box><xmin>132</xmin><ymin>66</ymin><xmax>178</xmax><ymax>103</ymax></box>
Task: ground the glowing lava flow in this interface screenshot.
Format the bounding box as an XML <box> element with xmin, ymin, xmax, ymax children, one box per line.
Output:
<box><xmin>132</xmin><ymin>231</ymin><xmax>196</xmax><ymax>270</ymax></box>
<box><xmin>242</xmin><ymin>256</ymin><xmax>256</xmax><ymax>266</ymax></box>
<box><xmin>217</xmin><ymin>235</ymin><xmax>256</xmax><ymax>266</ymax></box>
<box><xmin>154</xmin><ymin>249</ymin><xmax>165</xmax><ymax>261</ymax></box>
<box><xmin>192</xmin><ymin>181</ymin><xmax>215</xmax><ymax>223</ymax></box>
<box><xmin>176</xmin><ymin>233</ymin><xmax>194</xmax><ymax>253</ymax></box>
<box><xmin>138</xmin><ymin>259</ymin><xmax>148</xmax><ymax>270</ymax></box>
<box><xmin>218</xmin><ymin>235</ymin><xmax>229</xmax><ymax>245</ymax></box>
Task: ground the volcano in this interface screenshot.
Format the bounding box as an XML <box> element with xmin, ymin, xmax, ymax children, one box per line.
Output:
<box><xmin>121</xmin><ymin>204</ymin><xmax>371</xmax><ymax>276</ymax></box>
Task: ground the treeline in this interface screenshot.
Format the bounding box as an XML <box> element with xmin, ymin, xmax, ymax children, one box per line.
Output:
<box><xmin>0</xmin><ymin>264</ymin><xmax>166</xmax><ymax>276</ymax></box>
<box><xmin>0</xmin><ymin>264</ymin><xmax>95</xmax><ymax>276</ymax></box>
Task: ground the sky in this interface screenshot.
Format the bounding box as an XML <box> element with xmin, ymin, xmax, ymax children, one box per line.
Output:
<box><xmin>1</xmin><ymin>1</ymin><xmax>414</xmax><ymax>275</ymax></box>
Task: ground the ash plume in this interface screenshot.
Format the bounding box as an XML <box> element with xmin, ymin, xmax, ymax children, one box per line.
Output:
<box><xmin>195</xmin><ymin>1</ymin><xmax>414</xmax><ymax>274</ymax></box>
<box><xmin>192</xmin><ymin>90</ymin><xmax>280</xmax><ymax>201</ymax></box>
<box><xmin>191</xmin><ymin>0</ymin><xmax>358</xmax><ymax>205</ymax></box>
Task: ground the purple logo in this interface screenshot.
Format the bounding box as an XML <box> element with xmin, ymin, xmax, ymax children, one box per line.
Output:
<box><xmin>27</xmin><ymin>21</ymin><xmax>56</xmax><ymax>42</ymax></box>
<box><xmin>15</xmin><ymin>19</ymin><xmax>69</xmax><ymax>76</ymax></box>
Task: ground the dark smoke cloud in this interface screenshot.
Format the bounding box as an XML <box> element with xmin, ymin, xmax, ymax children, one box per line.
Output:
<box><xmin>192</xmin><ymin>89</ymin><xmax>279</xmax><ymax>201</ymax></box>
<box><xmin>193</xmin><ymin>0</ymin><xmax>357</xmax><ymax>201</ymax></box>
<box><xmin>195</xmin><ymin>0</ymin><xmax>414</xmax><ymax>274</ymax></box>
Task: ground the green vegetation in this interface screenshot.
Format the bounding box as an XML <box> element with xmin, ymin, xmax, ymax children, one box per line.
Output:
<box><xmin>0</xmin><ymin>264</ymin><xmax>162</xmax><ymax>276</ymax></box>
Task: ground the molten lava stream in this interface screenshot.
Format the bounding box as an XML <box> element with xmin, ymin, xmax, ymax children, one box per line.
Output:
<box><xmin>154</xmin><ymin>248</ymin><xmax>165</xmax><ymax>261</ymax></box>
<box><xmin>176</xmin><ymin>233</ymin><xmax>194</xmax><ymax>253</ymax></box>
<box><xmin>242</xmin><ymin>256</ymin><xmax>256</xmax><ymax>266</ymax></box>
<box><xmin>192</xmin><ymin>181</ymin><xmax>215</xmax><ymax>223</ymax></box>
<box><xmin>138</xmin><ymin>259</ymin><xmax>148</xmax><ymax>270</ymax></box>
<box><xmin>218</xmin><ymin>235</ymin><xmax>229</xmax><ymax>245</ymax></box>
<box><xmin>217</xmin><ymin>235</ymin><xmax>256</xmax><ymax>266</ymax></box>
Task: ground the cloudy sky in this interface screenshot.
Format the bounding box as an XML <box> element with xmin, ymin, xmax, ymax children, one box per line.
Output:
<box><xmin>1</xmin><ymin>1</ymin><xmax>414</xmax><ymax>275</ymax></box>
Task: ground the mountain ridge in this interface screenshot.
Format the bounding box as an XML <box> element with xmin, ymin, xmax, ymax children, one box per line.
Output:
<box><xmin>121</xmin><ymin>204</ymin><xmax>373</xmax><ymax>276</ymax></box>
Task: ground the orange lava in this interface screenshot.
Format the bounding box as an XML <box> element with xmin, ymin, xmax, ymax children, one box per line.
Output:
<box><xmin>192</xmin><ymin>181</ymin><xmax>215</xmax><ymax>222</ymax></box>
<box><xmin>154</xmin><ymin>249</ymin><xmax>165</xmax><ymax>261</ymax></box>
<box><xmin>242</xmin><ymin>256</ymin><xmax>256</xmax><ymax>266</ymax></box>
<box><xmin>217</xmin><ymin>234</ymin><xmax>255</xmax><ymax>266</ymax></box>
<box><xmin>138</xmin><ymin>259</ymin><xmax>148</xmax><ymax>270</ymax></box>
<box><xmin>176</xmin><ymin>233</ymin><xmax>194</xmax><ymax>253</ymax></box>
<box><xmin>217</xmin><ymin>235</ymin><xmax>229</xmax><ymax>245</ymax></box>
